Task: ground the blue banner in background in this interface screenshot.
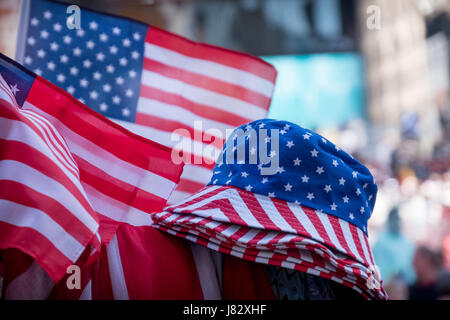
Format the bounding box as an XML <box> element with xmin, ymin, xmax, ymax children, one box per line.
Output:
<box><xmin>263</xmin><ymin>53</ymin><xmax>365</xmax><ymax>130</ymax></box>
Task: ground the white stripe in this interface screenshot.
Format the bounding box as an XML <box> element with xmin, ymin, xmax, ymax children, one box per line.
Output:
<box><xmin>224</xmin><ymin>189</ymin><xmax>264</xmax><ymax>228</ymax></box>
<box><xmin>316</xmin><ymin>212</ymin><xmax>347</xmax><ymax>254</ymax></box>
<box><xmin>0</xmin><ymin>117</ymin><xmax>89</xmax><ymax>202</ymax></box>
<box><xmin>137</xmin><ymin>97</ymin><xmax>232</xmax><ymax>135</ymax></box>
<box><xmin>82</xmin><ymin>183</ymin><xmax>153</xmax><ymax>227</ymax></box>
<box><xmin>0</xmin><ymin>79</ymin><xmax>17</xmax><ymax>106</ymax></box>
<box><xmin>20</xmin><ymin>111</ymin><xmax>79</xmax><ymax>178</ymax></box>
<box><xmin>0</xmin><ymin>199</ymin><xmax>85</xmax><ymax>262</ymax></box>
<box><xmin>176</xmin><ymin>188</ymin><xmax>264</xmax><ymax>229</ymax></box>
<box><xmin>204</xmin><ymin>219</ymin><xmax>222</xmax><ymax>229</ymax></box>
<box><xmin>189</xmin><ymin>216</ymin><xmax>206</xmax><ymax>225</ymax></box>
<box><xmin>254</xmin><ymin>194</ymin><xmax>297</xmax><ymax>233</ymax></box>
<box><xmin>145</xmin><ymin>43</ymin><xmax>274</xmax><ymax>97</ymax></box>
<box><xmin>338</xmin><ymin>219</ymin><xmax>364</xmax><ymax>264</ymax></box>
<box><xmin>357</xmin><ymin>228</ymin><xmax>372</xmax><ymax>266</ymax></box>
<box><xmin>256</xmin><ymin>231</ymin><xmax>278</xmax><ymax>245</ymax></box>
<box><xmin>164</xmin><ymin>212</ymin><xmax>182</xmax><ymax>223</ymax></box>
<box><xmin>220</xmin><ymin>224</ymin><xmax>241</xmax><ymax>238</ymax></box>
<box><xmin>238</xmin><ymin>228</ymin><xmax>260</xmax><ymax>244</ymax></box>
<box><xmin>181</xmin><ymin>165</ymin><xmax>214</xmax><ymax>185</ymax></box>
<box><xmin>24</xmin><ymin>102</ymin><xmax>177</xmax><ymax>200</ymax></box>
<box><xmin>183</xmin><ymin>208</ymin><xmax>230</xmax><ymax>224</ymax></box>
<box><xmin>189</xmin><ymin>243</ymin><xmax>222</xmax><ymax>300</ymax></box>
<box><xmin>112</xmin><ymin>118</ymin><xmax>218</xmax><ymax>162</ymax></box>
<box><xmin>22</xmin><ymin>110</ymin><xmax>79</xmax><ymax>176</ymax></box>
<box><xmin>141</xmin><ymin>70</ymin><xmax>266</xmax><ymax>120</ymax></box>
<box><xmin>79</xmin><ymin>280</ymin><xmax>92</xmax><ymax>300</ymax></box>
<box><xmin>167</xmin><ymin>185</ymin><xmax>220</xmax><ymax>210</ymax></box>
<box><xmin>279</xmin><ymin>261</ymin><xmax>296</xmax><ymax>270</ymax></box>
<box><xmin>286</xmin><ymin>203</ymin><xmax>324</xmax><ymax>243</ymax></box>
<box><xmin>254</xmin><ymin>256</ymin><xmax>270</xmax><ymax>265</ymax></box>
<box><xmin>5</xmin><ymin>261</ymin><xmax>54</xmax><ymax>300</ymax></box>
<box><xmin>167</xmin><ymin>190</ymin><xmax>193</xmax><ymax>205</ymax></box>
<box><xmin>0</xmin><ymin>160</ymin><xmax>98</xmax><ymax>233</ymax></box>
<box><xmin>106</xmin><ymin>235</ymin><xmax>129</xmax><ymax>300</ymax></box>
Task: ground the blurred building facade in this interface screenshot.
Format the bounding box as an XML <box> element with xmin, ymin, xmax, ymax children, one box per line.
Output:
<box><xmin>0</xmin><ymin>0</ymin><xmax>20</xmax><ymax>58</ymax></box>
<box><xmin>358</xmin><ymin>0</ymin><xmax>433</xmax><ymax>149</ymax></box>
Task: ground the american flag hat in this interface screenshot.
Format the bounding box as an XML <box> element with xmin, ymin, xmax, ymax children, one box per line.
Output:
<box><xmin>152</xmin><ymin>119</ymin><xmax>387</xmax><ymax>299</ymax></box>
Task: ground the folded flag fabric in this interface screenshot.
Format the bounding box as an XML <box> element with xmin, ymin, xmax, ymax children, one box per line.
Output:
<box><xmin>152</xmin><ymin>119</ymin><xmax>388</xmax><ymax>300</ymax></box>
<box><xmin>0</xmin><ymin>53</ymin><xmax>185</xmax><ymax>299</ymax></box>
<box><xmin>16</xmin><ymin>0</ymin><xmax>278</xmax><ymax>204</ymax></box>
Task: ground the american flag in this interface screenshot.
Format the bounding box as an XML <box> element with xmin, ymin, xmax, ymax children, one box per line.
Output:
<box><xmin>16</xmin><ymin>0</ymin><xmax>277</xmax><ymax>204</ymax></box>
<box><xmin>0</xmin><ymin>53</ymin><xmax>184</xmax><ymax>299</ymax></box>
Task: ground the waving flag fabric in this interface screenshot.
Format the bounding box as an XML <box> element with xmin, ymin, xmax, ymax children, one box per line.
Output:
<box><xmin>16</xmin><ymin>0</ymin><xmax>277</xmax><ymax>204</ymax></box>
<box><xmin>0</xmin><ymin>53</ymin><xmax>186</xmax><ymax>299</ymax></box>
<box><xmin>0</xmin><ymin>72</ymin><xmax>100</xmax><ymax>284</ymax></box>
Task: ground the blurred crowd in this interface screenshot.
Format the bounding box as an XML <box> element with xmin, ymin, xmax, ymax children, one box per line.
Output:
<box><xmin>343</xmin><ymin>108</ymin><xmax>450</xmax><ymax>300</ymax></box>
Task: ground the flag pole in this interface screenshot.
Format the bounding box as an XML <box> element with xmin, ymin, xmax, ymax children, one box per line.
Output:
<box><xmin>15</xmin><ymin>0</ymin><xmax>31</xmax><ymax>63</ymax></box>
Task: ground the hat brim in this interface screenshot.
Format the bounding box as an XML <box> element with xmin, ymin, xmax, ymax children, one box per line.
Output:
<box><xmin>152</xmin><ymin>185</ymin><xmax>387</xmax><ymax>300</ymax></box>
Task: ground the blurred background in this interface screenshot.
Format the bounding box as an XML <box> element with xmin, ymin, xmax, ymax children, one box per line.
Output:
<box><xmin>1</xmin><ymin>0</ymin><xmax>449</xmax><ymax>299</ymax></box>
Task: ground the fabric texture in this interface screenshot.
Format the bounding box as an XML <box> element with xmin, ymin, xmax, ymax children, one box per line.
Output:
<box><xmin>152</xmin><ymin>119</ymin><xmax>388</xmax><ymax>299</ymax></box>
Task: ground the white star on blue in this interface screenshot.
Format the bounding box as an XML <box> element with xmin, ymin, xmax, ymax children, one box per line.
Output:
<box><xmin>22</xmin><ymin>0</ymin><xmax>147</xmax><ymax>122</ymax></box>
<box><xmin>208</xmin><ymin>119</ymin><xmax>378</xmax><ymax>235</ymax></box>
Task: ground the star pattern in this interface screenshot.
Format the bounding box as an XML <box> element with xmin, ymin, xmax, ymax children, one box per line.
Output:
<box><xmin>22</xmin><ymin>0</ymin><xmax>147</xmax><ymax>121</ymax></box>
<box><xmin>209</xmin><ymin>119</ymin><xmax>378</xmax><ymax>234</ymax></box>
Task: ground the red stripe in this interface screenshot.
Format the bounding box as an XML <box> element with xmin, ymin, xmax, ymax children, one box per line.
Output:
<box><xmin>146</xmin><ymin>26</ymin><xmax>277</xmax><ymax>83</ymax></box>
<box><xmin>0</xmin><ymin>221</ymin><xmax>72</xmax><ymax>282</ymax></box>
<box><xmin>0</xmin><ymin>103</ymin><xmax>79</xmax><ymax>178</ymax></box>
<box><xmin>91</xmin><ymin>246</ymin><xmax>115</xmax><ymax>300</ymax></box>
<box><xmin>115</xmin><ymin>224</ymin><xmax>204</xmax><ymax>299</ymax></box>
<box><xmin>75</xmin><ymin>155</ymin><xmax>167</xmax><ymax>214</ymax></box>
<box><xmin>0</xmin><ymin>180</ymin><xmax>94</xmax><ymax>247</ymax></box>
<box><xmin>0</xmin><ymin>139</ymin><xmax>97</xmax><ymax>223</ymax></box>
<box><xmin>272</xmin><ymin>201</ymin><xmax>311</xmax><ymax>238</ymax></box>
<box><xmin>301</xmin><ymin>206</ymin><xmax>334</xmax><ymax>247</ymax></box>
<box><xmin>26</xmin><ymin>77</ymin><xmax>183</xmax><ymax>183</ymax></box>
<box><xmin>327</xmin><ymin>214</ymin><xmax>356</xmax><ymax>262</ymax></box>
<box><xmin>362</xmin><ymin>230</ymin><xmax>376</xmax><ymax>266</ymax></box>
<box><xmin>48</xmin><ymin>247</ymin><xmax>95</xmax><ymax>300</ymax></box>
<box><xmin>238</xmin><ymin>191</ymin><xmax>281</xmax><ymax>231</ymax></box>
<box><xmin>22</xmin><ymin>110</ymin><xmax>79</xmax><ymax>176</ymax></box>
<box><xmin>191</xmin><ymin>197</ymin><xmax>248</xmax><ymax>227</ymax></box>
<box><xmin>170</xmin><ymin>151</ymin><xmax>216</xmax><ymax>170</ymax></box>
<box><xmin>267</xmin><ymin>232</ymin><xmax>286</xmax><ymax>247</ymax></box>
<box><xmin>170</xmin><ymin>186</ymin><xmax>224</xmax><ymax>211</ymax></box>
<box><xmin>135</xmin><ymin>112</ymin><xmax>225</xmax><ymax>149</ymax></box>
<box><xmin>292</xmin><ymin>247</ymin><xmax>327</xmax><ymax>269</ymax></box>
<box><xmin>143</xmin><ymin>58</ymin><xmax>271</xmax><ymax>109</ymax></box>
<box><xmin>248</xmin><ymin>229</ymin><xmax>271</xmax><ymax>245</ymax></box>
<box><xmin>139</xmin><ymin>85</ymin><xmax>253</xmax><ymax>127</ymax></box>
<box><xmin>175</xmin><ymin>178</ymin><xmax>205</xmax><ymax>195</ymax></box>
<box><xmin>349</xmin><ymin>223</ymin><xmax>368</xmax><ymax>265</ymax></box>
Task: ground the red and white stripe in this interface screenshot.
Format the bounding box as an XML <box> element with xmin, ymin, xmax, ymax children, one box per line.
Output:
<box><xmin>119</xmin><ymin>26</ymin><xmax>277</xmax><ymax>204</ymax></box>
<box><xmin>0</xmin><ymin>74</ymin><xmax>100</xmax><ymax>284</ymax></box>
<box><xmin>22</xmin><ymin>76</ymin><xmax>184</xmax><ymax>245</ymax></box>
<box><xmin>152</xmin><ymin>185</ymin><xmax>388</xmax><ymax>300</ymax></box>
<box><xmin>1</xmin><ymin>73</ymin><xmax>187</xmax><ymax>299</ymax></box>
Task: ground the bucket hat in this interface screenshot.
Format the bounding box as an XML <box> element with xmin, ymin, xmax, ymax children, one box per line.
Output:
<box><xmin>152</xmin><ymin>119</ymin><xmax>387</xmax><ymax>299</ymax></box>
